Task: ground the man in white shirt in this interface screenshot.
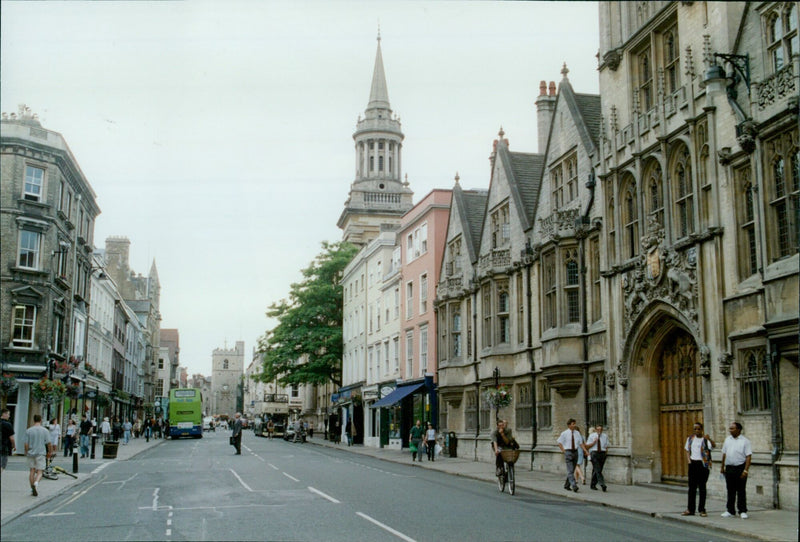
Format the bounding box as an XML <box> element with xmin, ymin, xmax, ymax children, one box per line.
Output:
<box><xmin>683</xmin><ymin>422</ymin><xmax>715</xmax><ymax>517</ymax></box>
<box><xmin>720</xmin><ymin>422</ymin><xmax>752</xmax><ymax>519</ymax></box>
<box><xmin>585</xmin><ymin>424</ymin><xmax>610</xmax><ymax>492</ymax></box>
<box><xmin>556</xmin><ymin>418</ymin><xmax>584</xmax><ymax>492</ymax></box>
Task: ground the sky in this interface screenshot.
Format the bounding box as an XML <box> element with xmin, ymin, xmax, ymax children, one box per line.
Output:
<box><xmin>1</xmin><ymin>0</ymin><xmax>599</xmax><ymax>378</ymax></box>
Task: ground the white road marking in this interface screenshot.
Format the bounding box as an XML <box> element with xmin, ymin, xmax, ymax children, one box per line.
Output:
<box><xmin>267</xmin><ymin>463</ymin><xmax>279</xmax><ymax>470</ymax></box>
<box><xmin>152</xmin><ymin>488</ymin><xmax>160</xmax><ymax>511</ymax></box>
<box><xmin>91</xmin><ymin>462</ymin><xmax>113</xmax><ymax>474</ymax></box>
<box><xmin>49</xmin><ymin>477</ymin><xmax>105</xmax><ymax>513</ymax></box>
<box><xmin>166</xmin><ymin>528</ymin><xmax>171</xmax><ymax>536</ymax></box>
<box><xmin>167</xmin><ymin>519</ymin><xmax>172</xmax><ymax>526</ymax></box>
<box><xmin>282</xmin><ymin>472</ymin><xmax>299</xmax><ymax>482</ymax></box>
<box><xmin>308</xmin><ymin>486</ymin><xmax>340</xmax><ymax>503</ymax></box>
<box><xmin>31</xmin><ymin>512</ymin><xmax>75</xmax><ymax>517</ymax></box>
<box><xmin>356</xmin><ymin>512</ymin><xmax>417</xmax><ymax>542</ymax></box>
<box><xmin>229</xmin><ymin>468</ymin><xmax>254</xmax><ymax>492</ymax></box>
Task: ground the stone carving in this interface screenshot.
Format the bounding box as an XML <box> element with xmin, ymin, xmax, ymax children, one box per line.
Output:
<box><xmin>617</xmin><ymin>359</ymin><xmax>629</xmax><ymax>388</ymax></box>
<box><xmin>699</xmin><ymin>344</ymin><xmax>711</xmax><ymax>378</ymax></box>
<box><xmin>757</xmin><ymin>64</ymin><xmax>796</xmax><ymax>111</ymax></box>
<box><xmin>736</xmin><ymin>120</ymin><xmax>758</xmax><ymax>155</ymax></box>
<box><xmin>622</xmin><ymin>219</ymin><xmax>699</xmax><ymax>334</ymax></box>
<box><xmin>605</xmin><ymin>370</ymin><xmax>616</xmax><ymax>389</ymax></box>
<box><xmin>603</xmin><ymin>48</ymin><xmax>622</xmax><ymax>71</ymax></box>
<box><xmin>539</xmin><ymin>208</ymin><xmax>581</xmax><ymax>242</ymax></box>
<box><xmin>719</xmin><ymin>352</ymin><xmax>733</xmax><ymax>376</ymax></box>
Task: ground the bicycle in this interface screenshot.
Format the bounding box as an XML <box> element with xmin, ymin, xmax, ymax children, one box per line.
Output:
<box><xmin>497</xmin><ymin>449</ymin><xmax>520</xmax><ymax>495</ymax></box>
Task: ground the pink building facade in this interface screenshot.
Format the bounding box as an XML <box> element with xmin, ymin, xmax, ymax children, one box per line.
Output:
<box><xmin>397</xmin><ymin>189</ymin><xmax>452</xmax><ymax>429</ymax></box>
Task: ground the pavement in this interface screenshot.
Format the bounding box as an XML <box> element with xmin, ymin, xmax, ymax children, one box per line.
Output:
<box><xmin>1</xmin><ymin>434</ymin><xmax>165</xmax><ymax>525</ymax></box>
<box><xmin>306</xmin><ymin>436</ymin><xmax>797</xmax><ymax>542</ymax></box>
<box><xmin>1</xmin><ymin>432</ymin><xmax>796</xmax><ymax>541</ymax></box>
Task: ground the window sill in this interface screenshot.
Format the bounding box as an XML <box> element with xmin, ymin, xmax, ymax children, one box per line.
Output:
<box><xmin>9</xmin><ymin>266</ymin><xmax>49</xmax><ymax>277</ymax></box>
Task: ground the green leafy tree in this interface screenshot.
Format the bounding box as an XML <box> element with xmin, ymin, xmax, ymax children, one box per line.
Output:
<box><xmin>258</xmin><ymin>241</ymin><xmax>358</xmax><ymax>387</ymax></box>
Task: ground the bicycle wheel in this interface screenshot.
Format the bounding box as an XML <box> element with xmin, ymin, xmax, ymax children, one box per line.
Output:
<box><xmin>497</xmin><ymin>467</ymin><xmax>506</xmax><ymax>493</ymax></box>
<box><xmin>507</xmin><ymin>463</ymin><xmax>515</xmax><ymax>495</ymax></box>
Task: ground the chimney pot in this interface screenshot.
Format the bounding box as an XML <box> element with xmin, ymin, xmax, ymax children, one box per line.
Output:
<box><xmin>539</xmin><ymin>81</ymin><xmax>547</xmax><ymax>96</ymax></box>
<box><xmin>549</xmin><ymin>81</ymin><xmax>556</xmax><ymax>96</ymax></box>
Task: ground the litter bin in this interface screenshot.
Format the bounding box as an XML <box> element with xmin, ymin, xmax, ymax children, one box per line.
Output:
<box><xmin>448</xmin><ymin>432</ymin><xmax>457</xmax><ymax>458</ymax></box>
<box><xmin>102</xmin><ymin>440</ymin><xmax>119</xmax><ymax>459</ymax></box>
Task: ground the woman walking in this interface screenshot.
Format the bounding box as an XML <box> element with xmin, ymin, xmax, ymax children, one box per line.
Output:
<box><xmin>425</xmin><ymin>423</ymin><xmax>437</xmax><ymax>461</ymax></box>
<box><xmin>63</xmin><ymin>419</ymin><xmax>77</xmax><ymax>456</ymax></box>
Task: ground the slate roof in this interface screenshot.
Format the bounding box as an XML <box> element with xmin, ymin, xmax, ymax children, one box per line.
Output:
<box><xmin>507</xmin><ymin>150</ymin><xmax>545</xmax><ymax>228</ymax></box>
<box><xmin>452</xmin><ymin>184</ymin><xmax>488</xmax><ymax>264</ymax></box>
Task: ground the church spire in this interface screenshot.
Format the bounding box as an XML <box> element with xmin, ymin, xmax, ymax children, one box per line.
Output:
<box><xmin>367</xmin><ymin>32</ymin><xmax>391</xmax><ymax>113</ymax></box>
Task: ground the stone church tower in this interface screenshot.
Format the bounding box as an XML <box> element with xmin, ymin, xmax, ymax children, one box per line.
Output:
<box><xmin>337</xmin><ymin>34</ymin><xmax>413</xmax><ymax>246</ymax></box>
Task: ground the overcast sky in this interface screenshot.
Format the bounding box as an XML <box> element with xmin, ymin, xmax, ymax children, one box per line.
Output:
<box><xmin>1</xmin><ymin>0</ymin><xmax>599</xmax><ymax>377</ymax></box>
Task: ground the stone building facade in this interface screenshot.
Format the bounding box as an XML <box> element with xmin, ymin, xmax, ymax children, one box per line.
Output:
<box><xmin>434</xmin><ymin>1</ymin><xmax>798</xmax><ymax>511</ymax></box>
<box><xmin>211</xmin><ymin>340</ymin><xmax>244</xmax><ymax>417</ymax></box>
<box><xmin>0</xmin><ymin>106</ymin><xmax>100</xmax><ymax>438</ymax></box>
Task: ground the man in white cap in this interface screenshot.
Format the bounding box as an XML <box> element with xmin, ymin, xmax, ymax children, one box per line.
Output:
<box><xmin>100</xmin><ymin>417</ymin><xmax>111</xmax><ymax>443</ymax></box>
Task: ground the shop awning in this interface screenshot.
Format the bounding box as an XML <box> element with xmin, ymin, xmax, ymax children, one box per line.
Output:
<box><xmin>370</xmin><ymin>383</ymin><xmax>425</xmax><ymax>408</ymax></box>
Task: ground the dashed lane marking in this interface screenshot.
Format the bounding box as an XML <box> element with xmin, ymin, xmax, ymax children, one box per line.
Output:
<box><xmin>229</xmin><ymin>468</ymin><xmax>254</xmax><ymax>492</ymax></box>
<box><xmin>356</xmin><ymin>511</ymin><xmax>417</xmax><ymax>542</ymax></box>
<box><xmin>308</xmin><ymin>486</ymin><xmax>340</xmax><ymax>503</ymax></box>
<box><xmin>282</xmin><ymin>472</ymin><xmax>299</xmax><ymax>482</ymax></box>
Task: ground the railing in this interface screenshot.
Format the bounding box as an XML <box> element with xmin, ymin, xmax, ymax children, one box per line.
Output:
<box><xmin>363</xmin><ymin>192</ymin><xmax>401</xmax><ymax>205</ymax></box>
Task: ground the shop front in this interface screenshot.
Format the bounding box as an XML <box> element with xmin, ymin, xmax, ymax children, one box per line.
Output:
<box><xmin>371</xmin><ymin>376</ymin><xmax>437</xmax><ymax>449</ymax></box>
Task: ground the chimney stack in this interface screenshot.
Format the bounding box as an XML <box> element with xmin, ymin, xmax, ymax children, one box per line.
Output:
<box><xmin>535</xmin><ymin>80</ymin><xmax>557</xmax><ymax>154</ymax></box>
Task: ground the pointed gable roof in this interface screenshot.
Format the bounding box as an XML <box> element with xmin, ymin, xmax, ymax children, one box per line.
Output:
<box><xmin>548</xmin><ymin>74</ymin><xmax>601</xmax><ymax>159</ymax></box>
<box><xmin>451</xmin><ymin>182</ymin><xmax>488</xmax><ymax>264</ymax></box>
<box><xmin>494</xmin><ymin>138</ymin><xmax>545</xmax><ymax>232</ymax></box>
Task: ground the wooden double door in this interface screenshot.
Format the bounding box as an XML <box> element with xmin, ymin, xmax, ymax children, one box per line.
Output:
<box><xmin>658</xmin><ymin>329</ymin><xmax>702</xmax><ymax>482</ymax></box>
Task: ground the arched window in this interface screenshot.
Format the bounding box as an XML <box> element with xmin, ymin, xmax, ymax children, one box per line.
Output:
<box><xmin>673</xmin><ymin>148</ymin><xmax>695</xmax><ymax>239</ymax></box>
<box><xmin>564</xmin><ymin>250</ymin><xmax>580</xmax><ymax>324</ymax></box>
<box><xmin>223</xmin><ymin>359</ymin><xmax>229</xmax><ymax>370</ymax></box>
<box><xmin>622</xmin><ymin>176</ymin><xmax>639</xmax><ymax>259</ymax></box>
<box><xmin>765</xmin><ymin>131</ymin><xmax>799</xmax><ymax>261</ymax></box>
<box><xmin>664</xmin><ymin>28</ymin><xmax>680</xmax><ymax>94</ymax></box>
<box><xmin>645</xmin><ymin>162</ymin><xmax>664</xmax><ymax>226</ymax></box>
<box><xmin>607</xmin><ymin>197</ymin><xmax>616</xmax><ymax>265</ymax></box>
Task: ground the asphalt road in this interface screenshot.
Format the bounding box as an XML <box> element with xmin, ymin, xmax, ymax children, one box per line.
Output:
<box><xmin>1</xmin><ymin>431</ymin><xmax>743</xmax><ymax>541</ymax></box>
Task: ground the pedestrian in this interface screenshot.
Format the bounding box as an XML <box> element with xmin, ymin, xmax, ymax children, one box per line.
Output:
<box><xmin>64</xmin><ymin>419</ymin><xmax>77</xmax><ymax>456</ymax></box>
<box><xmin>584</xmin><ymin>424</ymin><xmax>610</xmax><ymax>492</ymax></box>
<box><xmin>573</xmin><ymin>426</ymin><xmax>586</xmax><ymax>486</ymax></box>
<box><xmin>345</xmin><ymin>419</ymin><xmax>353</xmax><ymax>446</ymax></box>
<box><xmin>143</xmin><ymin>417</ymin><xmax>152</xmax><ymax>442</ymax></box>
<box><xmin>409</xmin><ymin>419</ymin><xmax>424</xmax><ymax>462</ymax></box>
<box><xmin>308</xmin><ymin>420</ymin><xmax>314</xmax><ymax>439</ymax></box>
<box><xmin>682</xmin><ymin>422</ymin><xmax>715</xmax><ymax>517</ymax></box>
<box><xmin>133</xmin><ymin>418</ymin><xmax>141</xmax><ymax>439</ymax></box>
<box><xmin>266</xmin><ymin>419</ymin><xmax>274</xmax><ymax>440</ymax></box>
<box><xmin>425</xmin><ymin>423</ymin><xmax>437</xmax><ymax>461</ymax></box>
<box><xmin>112</xmin><ymin>417</ymin><xmax>122</xmax><ymax>441</ymax></box>
<box><xmin>1</xmin><ymin>408</ymin><xmax>16</xmax><ymax>474</ymax></box>
<box><xmin>122</xmin><ymin>419</ymin><xmax>133</xmax><ymax>444</ymax></box>
<box><xmin>24</xmin><ymin>414</ymin><xmax>53</xmax><ymax>497</ymax></box>
<box><xmin>721</xmin><ymin>422</ymin><xmax>752</xmax><ymax>519</ymax></box>
<box><xmin>231</xmin><ymin>412</ymin><xmax>243</xmax><ymax>455</ymax></box>
<box><xmin>557</xmin><ymin>418</ymin><xmax>584</xmax><ymax>492</ymax></box>
<box><xmin>79</xmin><ymin>414</ymin><xmax>93</xmax><ymax>458</ymax></box>
<box><xmin>100</xmin><ymin>416</ymin><xmax>111</xmax><ymax>443</ymax></box>
<box><xmin>48</xmin><ymin>417</ymin><xmax>61</xmax><ymax>454</ymax></box>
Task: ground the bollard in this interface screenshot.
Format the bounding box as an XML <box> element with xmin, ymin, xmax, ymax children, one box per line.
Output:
<box><xmin>73</xmin><ymin>450</ymin><xmax>79</xmax><ymax>473</ymax></box>
<box><xmin>90</xmin><ymin>435</ymin><xmax>97</xmax><ymax>459</ymax></box>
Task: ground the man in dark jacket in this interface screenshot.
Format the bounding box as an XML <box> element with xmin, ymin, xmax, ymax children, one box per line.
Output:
<box><xmin>232</xmin><ymin>413</ymin><xmax>243</xmax><ymax>455</ymax></box>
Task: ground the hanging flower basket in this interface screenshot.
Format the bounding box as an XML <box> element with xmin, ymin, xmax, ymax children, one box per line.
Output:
<box><xmin>95</xmin><ymin>393</ymin><xmax>110</xmax><ymax>408</ymax></box>
<box><xmin>0</xmin><ymin>373</ymin><xmax>19</xmax><ymax>396</ymax></box>
<box><xmin>65</xmin><ymin>382</ymin><xmax>81</xmax><ymax>399</ymax></box>
<box><xmin>111</xmin><ymin>389</ymin><xmax>131</xmax><ymax>402</ymax></box>
<box><xmin>484</xmin><ymin>384</ymin><xmax>513</xmax><ymax>409</ymax></box>
<box><xmin>31</xmin><ymin>378</ymin><xmax>66</xmax><ymax>404</ymax></box>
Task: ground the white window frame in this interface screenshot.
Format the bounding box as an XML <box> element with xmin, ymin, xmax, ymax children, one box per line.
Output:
<box><xmin>406</xmin><ymin>281</ymin><xmax>413</xmax><ymax>319</ymax></box>
<box><xmin>24</xmin><ymin>165</ymin><xmax>44</xmax><ymax>202</ymax></box>
<box><xmin>405</xmin><ymin>330</ymin><xmax>414</xmax><ymax>378</ymax></box>
<box><xmin>419</xmin><ymin>273</ymin><xmax>428</xmax><ymax>314</ymax></box>
<box><xmin>419</xmin><ymin>325</ymin><xmax>428</xmax><ymax>375</ymax></box>
<box><xmin>18</xmin><ymin>229</ymin><xmax>41</xmax><ymax>269</ymax></box>
<box><xmin>12</xmin><ymin>304</ymin><xmax>36</xmax><ymax>348</ymax></box>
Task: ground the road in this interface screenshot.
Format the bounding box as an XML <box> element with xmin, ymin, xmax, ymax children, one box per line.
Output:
<box><xmin>1</xmin><ymin>430</ymin><xmax>742</xmax><ymax>541</ymax></box>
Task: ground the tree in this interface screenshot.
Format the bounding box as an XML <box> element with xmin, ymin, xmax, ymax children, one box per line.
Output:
<box><xmin>258</xmin><ymin>241</ymin><xmax>358</xmax><ymax>387</ymax></box>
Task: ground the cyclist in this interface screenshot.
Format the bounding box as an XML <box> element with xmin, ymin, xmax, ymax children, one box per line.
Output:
<box><xmin>491</xmin><ymin>419</ymin><xmax>519</xmax><ymax>476</ymax></box>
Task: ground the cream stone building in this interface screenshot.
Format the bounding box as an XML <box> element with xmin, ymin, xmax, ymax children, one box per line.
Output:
<box><xmin>435</xmin><ymin>1</ymin><xmax>798</xmax><ymax>511</ymax></box>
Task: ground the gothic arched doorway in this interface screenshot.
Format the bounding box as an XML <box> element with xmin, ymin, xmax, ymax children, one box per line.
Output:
<box><xmin>657</xmin><ymin>328</ymin><xmax>702</xmax><ymax>482</ymax></box>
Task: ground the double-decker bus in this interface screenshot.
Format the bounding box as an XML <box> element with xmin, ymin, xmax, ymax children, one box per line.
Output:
<box><xmin>168</xmin><ymin>388</ymin><xmax>203</xmax><ymax>438</ymax></box>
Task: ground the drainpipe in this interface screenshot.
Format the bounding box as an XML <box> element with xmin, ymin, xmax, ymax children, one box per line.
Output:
<box><xmin>766</xmin><ymin>344</ymin><xmax>783</xmax><ymax>509</ymax></box>
<box><xmin>525</xmin><ymin>245</ymin><xmax>537</xmax><ymax>469</ymax></box>
<box><xmin>472</xmin><ymin>277</ymin><xmax>480</xmax><ymax>461</ymax></box>
<box><xmin>579</xmin><ymin>170</ymin><xmax>596</xmax><ymax>427</ymax></box>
